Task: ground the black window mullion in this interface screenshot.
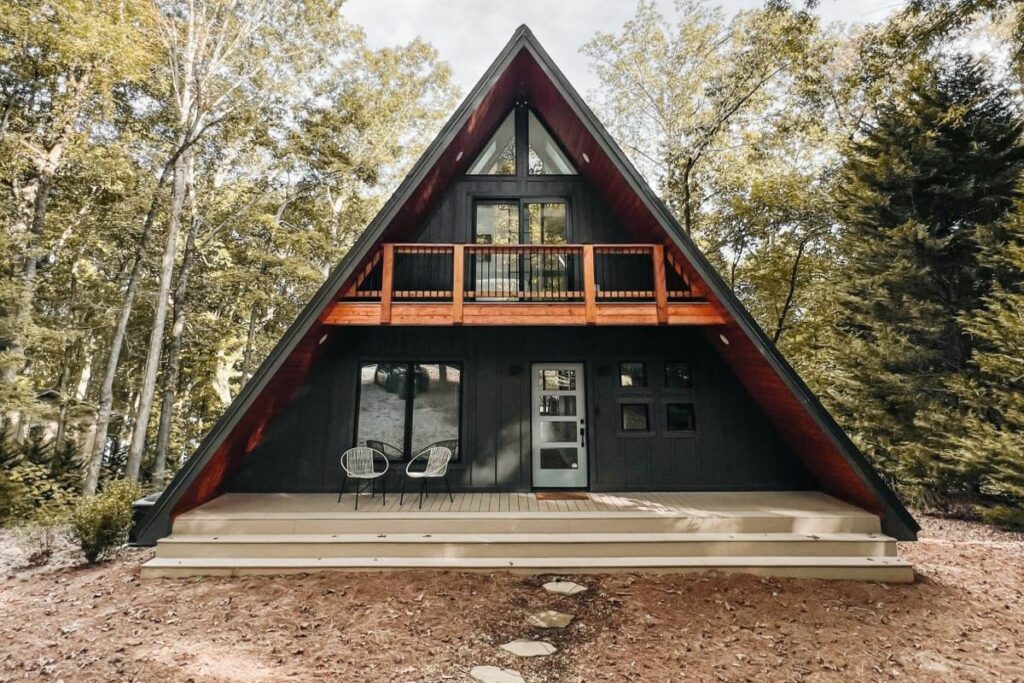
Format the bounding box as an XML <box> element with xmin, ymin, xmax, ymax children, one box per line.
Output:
<box><xmin>403</xmin><ymin>362</ymin><xmax>415</xmax><ymax>460</ymax></box>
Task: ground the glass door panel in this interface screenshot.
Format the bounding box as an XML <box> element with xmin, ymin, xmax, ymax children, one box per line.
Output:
<box><xmin>474</xmin><ymin>202</ymin><xmax>520</xmax><ymax>300</ymax></box>
<box><xmin>531</xmin><ymin>362</ymin><xmax>587</xmax><ymax>488</ymax></box>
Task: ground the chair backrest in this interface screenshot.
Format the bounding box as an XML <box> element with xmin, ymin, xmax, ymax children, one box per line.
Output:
<box><xmin>341</xmin><ymin>447</ymin><xmax>384</xmax><ymax>476</ymax></box>
<box><xmin>419</xmin><ymin>446</ymin><xmax>451</xmax><ymax>477</ymax></box>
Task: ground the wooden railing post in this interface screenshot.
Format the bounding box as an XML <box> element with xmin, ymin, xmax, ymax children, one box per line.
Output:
<box><xmin>380</xmin><ymin>244</ymin><xmax>394</xmax><ymax>324</ymax></box>
<box><xmin>583</xmin><ymin>244</ymin><xmax>597</xmax><ymax>324</ymax></box>
<box><xmin>652</xmin><ymin>244</ymin><xmax>668</xmax><ymax>324</ymax></box>
<box><xmin>452</xmin><ymin>244</ymin><xmax>464</xmax><ymax>324</ymax></box>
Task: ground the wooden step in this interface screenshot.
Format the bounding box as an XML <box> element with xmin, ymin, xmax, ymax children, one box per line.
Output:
<box><xmin>141</xmin><ymin>554</ymin><xmax>914</xmax><ymax>582</ymax></box>
<box><xmin>155</xmin><ymin>532</ymin><xmax>896</xmax><ymax>560</ymax></box>
<box><xmin>172</xmin><ymin>510</ymin><xmax>881</xmax><ymax>536</ymax></box>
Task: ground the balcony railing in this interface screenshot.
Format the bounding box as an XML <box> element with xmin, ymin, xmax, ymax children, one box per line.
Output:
<box><xmin>333</xmin><ymin>243</ymin><xmax>722</xmax><ymax>326</ymax></box>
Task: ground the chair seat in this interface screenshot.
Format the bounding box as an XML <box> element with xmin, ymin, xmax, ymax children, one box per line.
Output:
<box><xmin>405</xmin><ymin>470</ymin><xmax>443</xmax><ymax>479</ymax></box>
<box><xmin>349</xmin><ymin>471</ymin><xmax>386</xmax><ymax>479</ymax></box>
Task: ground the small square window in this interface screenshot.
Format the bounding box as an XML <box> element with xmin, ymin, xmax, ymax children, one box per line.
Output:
<box><xmin>619</xmin><ymin>362</ymin><xmax>646</xmax><ymax>388</ymax></box>
<box><xmin>621</xmin><ymin>403</ymin><xmax>649</xmax><ymax>431</ymax></box>
<box><xmin>666</xmin><ymin>403</ymin><xmax>696</xmax><ymax>431</ymax></box>
<box><xmin>665</xmin><ymin>362</ymin><xmax>693</xmax><ymax>388</ymax></box>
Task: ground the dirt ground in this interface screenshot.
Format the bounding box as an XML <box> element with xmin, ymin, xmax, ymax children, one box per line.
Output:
<box><xmin>1</xmin><ymin>515</ymin><xmax>1022</xmax><ymax>682</ymax></box>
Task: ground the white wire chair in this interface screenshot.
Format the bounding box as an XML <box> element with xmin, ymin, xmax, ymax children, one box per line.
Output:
<box><xmin>400</xmin><ymin>446</ymin><xmax>453</xmax><ymax>509</ymax></box>
<box><xmin>339</xmin><ymin>447</ymin><xmax>389</xmax><ymax>510</ymax></box>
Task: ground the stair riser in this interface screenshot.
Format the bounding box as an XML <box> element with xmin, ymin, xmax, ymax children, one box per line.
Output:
<box><xmin>156</xmin><ymin>539</ymin><xmax>896</xmax><ymax>559</ymax></box>
<box><xmin>141</xmin><ymin>564</ymin><xmax>915</xmax><ymax>583</ymax></box>
<box><xmin>173</xmin><ymin>516</ymin><xmax>881</xmax><ymax>536</ymax></box>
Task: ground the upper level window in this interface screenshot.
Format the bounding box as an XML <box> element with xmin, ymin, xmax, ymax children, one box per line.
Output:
<box><xmin>466</xmin><ymin>108</ymin><xmax>578</xmax><ymax>177</ymax></box>
<box><xmin>467</xmin><ymin>112</ymin><xmax>516</xmax><ymax>175</ymax></box>
<box><xmin>528</xmin><ymin>111</ymin><xmax>576</xmax><ymax>175</ymax></box>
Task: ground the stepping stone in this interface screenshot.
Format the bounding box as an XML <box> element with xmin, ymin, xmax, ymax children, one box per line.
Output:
<box><xmin>499</xmin><ymin>639</ymin><xmax>558</xmax><ymax>657</ymax></box>
<box><xmin>527</xmin><ymin>610</ymin><xmax>574</xmax><ymax>628</ymax></box>
<box><xmin>470</xmin><ymin>665</ymin><xmax>525</xmax><ymax>683</ymax></box>
<box><xmin>542</xmin><ymin>580</ymin><xmax>587</xmax><ymax>595</ymax></box>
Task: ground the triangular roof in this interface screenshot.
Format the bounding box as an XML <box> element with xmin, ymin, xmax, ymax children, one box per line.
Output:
<box><xmin>136</xmin><ymin>26</ymin><xmax>917</xmax><ymax>544</ymax></box>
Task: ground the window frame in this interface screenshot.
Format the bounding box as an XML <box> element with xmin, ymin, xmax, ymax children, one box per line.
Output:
<box><xmin>663</xmin><ymin>360</ymin><xmax>695</xmax><ymax>391</ymax></box>
<box><xmin>353</xmin><ymin>360</ymin><xmax>465</xmax><ymax>464</ymax></box>
<box><xmin>465</xmin><ymin>105</ymin><xmax>579</xmax><ymax>179</ymax></box>
<box><xmin>472</xmin><ymin>197</ymin><xmax>572</xmax><ymax>245</ymax></box>
<box><xmin>618</xmin><ymin>400</ymin><xmax>653</xmax><ymax>435</ymax></box>
<box><xmin>664</xmin><ymin>401</ymin><xmax>698</xmax><ymax>435</ymax></box>
<box><xmin>618</xmin><ymin>361</ymin><xmax>648</xmax><ymax>389</ymax></box>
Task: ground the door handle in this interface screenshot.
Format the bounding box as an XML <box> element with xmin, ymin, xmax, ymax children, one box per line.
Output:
<box><xmin>579</xmin><ymin>426</ymin><xmax>586</xmax><ymax>447</ymax></box>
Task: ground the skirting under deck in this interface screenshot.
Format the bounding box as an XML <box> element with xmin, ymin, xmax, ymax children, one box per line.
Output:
<box><xmin>142</xmin><ymin>491</ymin><xmax>914</xmax><ymax>582</ymax></box>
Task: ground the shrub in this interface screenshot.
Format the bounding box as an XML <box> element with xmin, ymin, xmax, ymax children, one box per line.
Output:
<box><xmin>0</xmin><ymin>462</ymin><xmax>76</xmax><ymax>525</ymax></box>
<box><xmin>14</xmin><ymin>505</ymin><xmax>67</xmax><ymax>567</ymax></box>
<box><xmin>66</xmin><ymin>480</ymin><xmax>140</xmax><ymax>564</ymax></box>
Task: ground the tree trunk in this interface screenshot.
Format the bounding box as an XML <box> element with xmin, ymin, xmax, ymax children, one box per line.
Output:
<box><xmin>240</xmin><ymin>303</ymin><xmax>261</xmax><ymax>387</ymax></box>
<box><xmin>772</xmin><ymin>238</ymin><xmax>811</xmax><ymax>344</ymax></box>
<box><xmin>125</xmin><ymin>147</ymin><xmax>192</xmax><ymax>481</ymax></box>
<box><xmin>152</xmin><ymin>210</ymin><xmax>200</xmax><ymax>485</ymax></box>
<box><xmin>83</xmin><ymin>158</ymin><xmax>177</xmax><ymax>495</ymax></box>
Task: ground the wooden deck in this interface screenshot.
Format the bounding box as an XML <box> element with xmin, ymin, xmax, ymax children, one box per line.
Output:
<box><xmin>181</xmin><ymin>490</ymin><xmax>876</xmax><ymax>518</ymax></box>
<box><xmin>143</xmin><ymin>491</ymin><xmax>913</xmax><ymax>581</ymax></box>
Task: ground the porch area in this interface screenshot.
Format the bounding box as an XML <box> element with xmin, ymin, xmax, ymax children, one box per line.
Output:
<box><xmin>141</xmin><ymin>491</ymin><xmax>914</xmax><ymax>582</ymax></box>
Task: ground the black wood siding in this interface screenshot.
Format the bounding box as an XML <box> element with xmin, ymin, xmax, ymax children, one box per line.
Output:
<box><xmin>227</xmin><ymin>326</ymin><xmax>814</xmax><ymax>493</ymax></box>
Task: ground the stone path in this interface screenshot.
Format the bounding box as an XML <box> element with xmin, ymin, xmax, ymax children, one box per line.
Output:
<box><xmin>468</xmin><ymin>579</ymin><xmax>587</xmax><ymax>680</ymax></box>
<box><xmin>470</xmin><ymin>665</ymin><xmax>526</xmax><ymax>683</ymax></box>
<box><xmin>526</xmin><ymin>610</ymin><xmax>574</xmax><ymax>628</ymax></box>
<box><xmin>542</xmin><ymin>580</ymin><xmax>587</xmax><ymax>596</ymax></box>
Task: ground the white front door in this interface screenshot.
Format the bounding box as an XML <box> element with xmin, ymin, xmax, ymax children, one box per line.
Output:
<box><xmin>531</xmin><ymin>363</ymin><xmax>588</xmax><ymax>488</ymax></box>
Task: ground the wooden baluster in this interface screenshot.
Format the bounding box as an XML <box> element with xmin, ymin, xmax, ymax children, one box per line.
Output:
<box><xmin>583</xmin><ymin>245</ymin><xmax>597</xmax><ymax>324</ymax></box>
<box><xmin>380</xmin><ymin>243</ymin><xmax>394</xmax><ymax>324</ymax></box>
<box><xmin>652</xmin><ymin>244</ymin><xmax>668</xmax><ymax>324</ymax></box>
<box><xmin>452</xmin><ymin>244</ymin><xmax>464</xmax><ymax>324</ymax></box>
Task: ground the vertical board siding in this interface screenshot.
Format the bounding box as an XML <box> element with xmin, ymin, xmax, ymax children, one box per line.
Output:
<box><xmin>227</xmin><ymin>326</ymin><xmax>814</xmax><ymax>494</ymax></box>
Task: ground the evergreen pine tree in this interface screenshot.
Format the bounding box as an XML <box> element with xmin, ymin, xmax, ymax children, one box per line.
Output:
<box><xmin>830</xmin><ymin>55</ymin><xmax>1024</xmax><ymax>509</ymax></box>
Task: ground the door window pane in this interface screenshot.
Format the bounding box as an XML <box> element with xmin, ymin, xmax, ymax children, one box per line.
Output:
<box><xmin>467</xmin><ymin>111</ymin><xmax>516</xmax><ymax>175</ymax></box>
<box><xmin>666</xmin><ymin>403</ymin><xmax>696</xmax><ymax>431</ymax></box>
<box><xmin>540</xmin><ymin>369</ymin><xmax>576</xmax><ymax>391</ymax></box>
<box><xmin>528</xmin><ymin>111</ymin><xmax>577</xmax><ymax>175</ymax></box>
<box><xmin>357</xmin><ymin>363</ymin><xmax>407</xmax><ymax>460</ymax></box>
<box><xmin>539</xmin><ymin>395</ymin><xmax>577</xmax><ymax>416</ymax></box>
<box><xmin>475</xmin><ymin>203</ymin><xmax>520</xmax><ymax>245</ymax></box>
<box><xmin>665</xmin><ymin>362</ymin><xmax>693</xmax><ymax>388</ymax></box>
<box><xmin>540</xmin><ymin>447</ymin><xmax>579</xmax><ymax>469</ymax></box>
<box><xmin>621</xmin><ymin>403</ymin><xmax>649</xmax><ymax>432</ymax></box>
<box><xmin>410</xmin><ymin>364</ymin><xmax>462</xmax><ymax>459</ymax></box>
<box><xmin>619</xmin><ymin>362</ymin><xmax>646</xmax><ymax>387</ymax></box>
<box><xmin>525</xmin><ymin>202</ymin><xmax>567</xmax><ymax>244</ymax></box>
<box><xmin>539</xmin><ymin>421</ymin><xmax>576</xmax><ymax>442</ymax></box>
<box><xmin>474</xmin><ymin>203</ymin><xmax>520</xmax><ymax>299</ymax></box>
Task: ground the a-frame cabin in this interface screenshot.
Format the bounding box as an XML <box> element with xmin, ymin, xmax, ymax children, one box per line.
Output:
<box><xmin>137</xmin><ymin>26</ymin><xmax>917</xmax><ymax>581</ymax></box>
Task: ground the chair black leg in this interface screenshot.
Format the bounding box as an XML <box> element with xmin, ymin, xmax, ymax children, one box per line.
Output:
<box><xmin>400</xmin><ymin>475</ymin><xmax>407</xmax><ymax>505</ymax></box>
<box><xmin>418</xmin><ymin>479</ymin><xmax>426</xmax><ymax>509</ymax></box>
<box><xmin>381</xmin><ymin>475</ymin><xmax>386</xmax><ymax>506</ymax></box>
<box><xmin>354</xmin><ymin>479</ymin><xmax>361</xmax><ymax>510</ymax></box>
<box><xmin>338</xmin><ymin>474</ymin><xmax>347</xmax><ymax>503</ymax></box>
<box><xmin>444</xmin><ymin>474</ymin><xmax>453</xmax><ymax>503</ymax></box>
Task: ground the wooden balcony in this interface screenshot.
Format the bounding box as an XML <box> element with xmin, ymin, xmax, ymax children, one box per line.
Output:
<box><xmin>328</xmin><ymin>243</ymin><xmax>726</xmax><ymax>326</ymax></box>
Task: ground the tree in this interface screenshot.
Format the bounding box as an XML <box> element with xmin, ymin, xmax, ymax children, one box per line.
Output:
<box><xmin>829</xmin><ymin>55</ymin><xmax>1024</xmax><ymax>505</ymax></box>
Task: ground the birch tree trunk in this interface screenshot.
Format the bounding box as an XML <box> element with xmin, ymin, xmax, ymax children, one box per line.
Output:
<box><xmin>84</xmin><ymin>159</ymin><xmax>177</xmax><ymax>494</ymax></box>
<box><xmin>125</xmin><ymin>147</ymin><xmax>192</xmax><ymax>481</ymax></box>
<box><xmin>152</xmin><ymin>208</ymin><xmax>200</xmax><ymax>484</ymax></box>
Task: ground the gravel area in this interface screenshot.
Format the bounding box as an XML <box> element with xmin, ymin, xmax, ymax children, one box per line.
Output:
<box><xmin>1</xmin><ymin>515</ymin><xmax>1021</xmax><ymax>682</ymax></box>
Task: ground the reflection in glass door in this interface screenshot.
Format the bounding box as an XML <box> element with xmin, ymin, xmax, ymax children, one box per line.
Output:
<box><xmin>531</xmin><ymin>363</ymin><xmax>587</xmax><ymax>488</ymax></box>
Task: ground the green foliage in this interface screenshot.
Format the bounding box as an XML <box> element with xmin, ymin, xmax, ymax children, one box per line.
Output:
<box><xmin>829</xmin><ymin>54</ymin><xmax>1024</xmax><ymax>515</ymax></box>
<box><xmin>0</xmin><ymin>462</ymin><xmax>76</xmax><ymax>525</ymax></box>
<box><xmin>65</xmin><ymin>480</ymin><xmax>140</xmax><ymax>563</ymax></box>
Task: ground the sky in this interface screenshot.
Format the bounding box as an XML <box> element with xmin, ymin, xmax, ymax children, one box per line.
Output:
<box><xmin>343</xmin><ymin>0</ymin><xmax>907</xmax><ymax>95</ymax></box>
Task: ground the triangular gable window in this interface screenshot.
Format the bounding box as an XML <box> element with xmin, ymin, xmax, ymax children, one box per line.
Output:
<box><xmin>467</xmin><ymin>111</ymin><xmax>516</xmax><ymax>175</ymax></box>
<box><xmin>528</xmin><ymin>111</ymin><xmax>577</xmax><ymax>175</ymax></box>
